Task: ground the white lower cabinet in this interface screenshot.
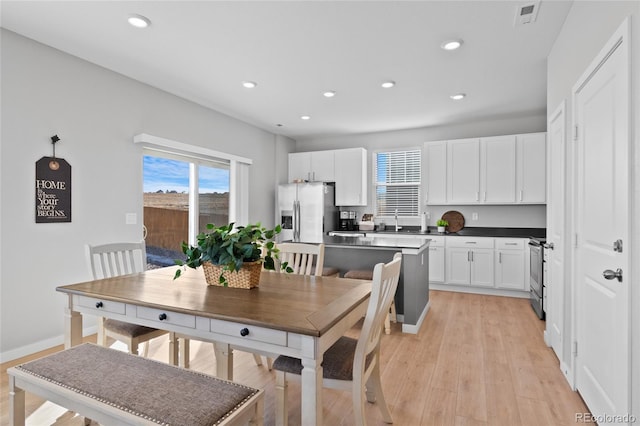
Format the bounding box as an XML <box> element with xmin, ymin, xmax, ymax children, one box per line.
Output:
<box><xmin>469</xmin><ymin>249</ymin><xmax>494</xmax><ymax>287</ymax></box>
<box><xmin>445</xmin><ymin>237</ymin><xmax>494</xmax><ymax>287</ymax></box>
<box><xmin>494</xmin><ymin>239</ymin><xmax>526</xmax><ymax>290</ymax></box>
<box><xmin>427</xmin><ymin>236</ymin><xmax>445</xmax><ymax>283</ymax></box>
<box><xmin>441</xmin><ymin>236</ymin><xmax>529</xmax><ymax>294</ymax></box>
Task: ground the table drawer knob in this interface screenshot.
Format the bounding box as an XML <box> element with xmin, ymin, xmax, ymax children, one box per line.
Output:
<box><xmin>240</xmin><ymin>328</ymin><xmax>250</xmax><ymax>337</ymax></box>
<box><xmin>158</xmin><ymin>313</ymin><xmax>167</xmax><ymax>321</ymax></box>
<box><xmin>95</xmin><ymin>301</ymin><xmax>103</xmax><ymax>309</ymax></box>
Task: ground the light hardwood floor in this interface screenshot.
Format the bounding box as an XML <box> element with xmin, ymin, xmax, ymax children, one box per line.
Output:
<box><xmin>1</xmin><ymin>290</ymin><xmax>589</xmax><ymax>425</ymax></box>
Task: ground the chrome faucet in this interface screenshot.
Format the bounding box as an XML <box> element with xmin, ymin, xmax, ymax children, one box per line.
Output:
<box><xmin>395</xmin><ymin>209</ymin><xmax>402</xmax><ymax>232</ymax></box>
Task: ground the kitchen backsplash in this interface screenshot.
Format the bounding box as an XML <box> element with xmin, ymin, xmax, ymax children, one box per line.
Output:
<box><xmin>344</xmin><ymin>204</ymin><xmax>546</xmax><ymax>229</ymax></box>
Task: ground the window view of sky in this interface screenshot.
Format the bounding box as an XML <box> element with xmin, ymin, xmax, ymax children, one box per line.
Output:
<box><xmin>143</xmin><ymin>156</ymin><xmax>229</xmax><ymax>193</ymax></box>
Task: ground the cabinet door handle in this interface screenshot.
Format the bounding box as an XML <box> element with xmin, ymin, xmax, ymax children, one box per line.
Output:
<box><xmin>506</xmin><ymin>242</ymin><xmax>518</xmax><ymax>246</ymax></box>
<box><xmin>499</xmin><ymin>252</ymin><xmax>502</xmax><ymax>263</ymax></box>
<box><xmin>467</xmin><ymin>251</ymin><xmax>471</xmax><ymax>261</ymax></box>
<box><xmin>312</xmin><ymin>171</ymin><xmax>316</xmax><ymax>181</ymax></box>
<box><xmin>465</xmin><ymin>241</ymin><xmax>477</xmax><ymax>244</ymax></box>
<box><xmin>519</xmin><ymin>190</ymin><xmax>523</xmax><ymax>201</ymax></box>
<box><xmin>471</xmin><ymin>251</ymin><xmax>474</xmax><ymax>262</ymax></box>
<box><xmin>484</xmin><ymin>191</ymin><xmax>487</xmax><ymax>201</ymax></box>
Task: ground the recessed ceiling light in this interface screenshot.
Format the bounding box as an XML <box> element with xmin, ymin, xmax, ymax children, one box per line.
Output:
<box><xmin>242</xmin><ymin>81</ymin><xmax>257</xmax><ymax>89</ymax></box>
<box><xmin>128</xmin><ymin>14</ymin><xmax>151</xmax><ymax>29</ymax></box>
<box><xmin>323</xmin><ymin>91</ymin><xmax>336</xmax><ymax>98</ymax></box>
<box><xmin>300</xmin><ymin>115</ymin><xmax>311</xmax><ymax>120</ymax></box>
<box><xmin>381</xmin><ymin>81</ymin><xmax>396</xmax><ymax>89</ymax></box>
<box><xmin>441</xmin><ymin>39</ymin><xmax>463</xmax><ymax>51</ymax></box>
<box><xmin>450</xmin><ymin>93</ymin><xmax>466</xmax><ymax>100</ymax></box>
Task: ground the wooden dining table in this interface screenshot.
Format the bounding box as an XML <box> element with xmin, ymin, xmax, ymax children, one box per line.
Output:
<box><xmin>57</xmin><ymin>266</ymin><xmax>372</xmax><ymax>426</ymax></box>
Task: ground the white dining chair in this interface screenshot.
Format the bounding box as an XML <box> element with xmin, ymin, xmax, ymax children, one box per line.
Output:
<box><xmin>273</xmin><ymin>252</ymin><xmax>402</xmax><ymax>425</ymax></box>
<box><xmin>274</xmin><ymin>242</ymin><xmax>325</xmax><ymax>276</ymax></box>
<box><xmin>87</xmin><ymin>242</ymin><xmax>171</xmax><ymax>358</ymax></box>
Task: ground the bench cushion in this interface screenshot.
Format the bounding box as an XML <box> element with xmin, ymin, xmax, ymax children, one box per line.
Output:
<box><xmin>13</xmin><ymin>343</ymin><xmax>258</xmax><ymax>425</ymax></box>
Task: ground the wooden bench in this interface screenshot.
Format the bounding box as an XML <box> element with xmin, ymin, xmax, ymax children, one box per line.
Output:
<box><xmin>8</xmin><ymin>343</ymin><xmax>263</xmax><ymax>426</ymax></box>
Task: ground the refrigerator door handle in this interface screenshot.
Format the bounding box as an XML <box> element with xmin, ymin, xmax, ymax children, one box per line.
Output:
<box><xmin>294</xmin><ymin>200</ymin><xmax>301</xmax><ymax>241</ymax></box>
<box><xmin>292</xmin><ymin>201</ymin><xmax>297</xmax><ymax>241</ymax></box>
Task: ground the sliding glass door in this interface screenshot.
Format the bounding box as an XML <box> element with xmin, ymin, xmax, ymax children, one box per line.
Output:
<box><xmin>143</xmin><ymin>154</ymin><xmax>229</xmax><ymax>268</ymax></box>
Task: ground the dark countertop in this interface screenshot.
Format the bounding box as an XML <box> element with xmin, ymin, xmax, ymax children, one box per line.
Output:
<box><xmin>363</xmin><ymin>226</ymin><xmax>546</xmax><ymax>239</ymax></box>
<box><xmin>321</xmin><ymin>235</ymin><xmax>430</xmax><ymax>250</ymax></box>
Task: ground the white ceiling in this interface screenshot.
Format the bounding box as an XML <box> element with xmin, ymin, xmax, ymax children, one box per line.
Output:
<box><xmin>1</xmin><ymin>1</ymin><xmax>573</xmax><ymax>140</ymax></box>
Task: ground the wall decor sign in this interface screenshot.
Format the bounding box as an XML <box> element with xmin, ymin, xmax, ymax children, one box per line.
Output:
<box><xmin>35</xmin><ymin>136</ymin><xmax>71</xmax><ymax>223</ymax></box>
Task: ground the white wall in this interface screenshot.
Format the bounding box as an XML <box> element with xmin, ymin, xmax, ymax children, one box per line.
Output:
<box><xmin>0</xmin><ymin>30</ymin><xmax>285</xmax><ymax>361</ymax></box>
<box><xmin>547</xmin><ymin>0</ymin><xmax>640</xmax><ymax>416</ymax></box>
<box><xmin>297</xmin><ymin>112</ymin><xmax>548</xmax><ymax>228</ymax></box>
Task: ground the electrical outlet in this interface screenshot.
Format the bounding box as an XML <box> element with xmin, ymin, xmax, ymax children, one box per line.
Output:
<box><xmin>125</xmin><ymin>213</ymin><xmax>137</xmax><ymax>225</ymax></box>
<box><xmin>472</xmin><ymin>212</ymin><xmax>478</xmax><ymax>221</ymax></box>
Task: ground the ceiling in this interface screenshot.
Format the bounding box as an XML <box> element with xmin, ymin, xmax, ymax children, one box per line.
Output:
<box><xmin>1</xmin><ymin>1</ymin><xmax>573</xmax><ymax>140</ymax></box>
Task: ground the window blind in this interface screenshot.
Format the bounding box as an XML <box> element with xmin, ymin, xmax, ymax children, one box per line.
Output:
<box><xmin>375</xmin><ymin>150</ymin><xmax>421</xmax><ymax>217</ymax></box>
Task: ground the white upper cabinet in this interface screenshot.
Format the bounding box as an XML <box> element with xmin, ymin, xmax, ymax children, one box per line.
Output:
<box><xmin>447</xmin><ymin>138</ymin><xmax>480</xmax><ymax>203</ymax></box>
<box><xmin>335</xmin><ymin>148</ymin><xmax>367</xmax><ymax>206</ymax></box>
<box><xmin>516</xmin><ymin>132</ymin><xmax>546</xmax><ymax>203</ymax></box>
<box><xmin>288</xmin><ymin>152</ymin><xmax>311</xmax><ymax>182</ymax></box>
<box><xmin>481</xmin><ymin>135</ymin><xmax>517</xmax><ymax>203</ymax></box>
<box><xmin>429</xmin><ymin>132</ymin><xmax>546</xmax><ymax>205</ymax></box>
<box><xmin>424</xmin><ymin>141</ymin><xmax>447</xmax><ymax>205</ymax></box>
<box><xmin>288</xmin><ymin>151</ymin><xmax>335</xmax><ymax>182</ymax></box>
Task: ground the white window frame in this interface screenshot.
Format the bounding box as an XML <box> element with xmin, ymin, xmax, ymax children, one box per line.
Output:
<box><xmin>373</xmin><ymin>147</ymin><xmax>422</xmax><ymax>219</ymax></box>
<box><xmin>135</xmin><ymin>133</ymin><xmax>252</xmax><ymax>245</ymax></box>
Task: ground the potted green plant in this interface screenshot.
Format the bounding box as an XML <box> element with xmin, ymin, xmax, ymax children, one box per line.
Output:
<box><xmin>436</xmin><ymin>219</ymin><xmax>448</xmax><ymax>233</ymax></box>
<box><xmin>173</xmin><ymin>222</ymin><xmax>286</xmax><ymax>288</ymax></box>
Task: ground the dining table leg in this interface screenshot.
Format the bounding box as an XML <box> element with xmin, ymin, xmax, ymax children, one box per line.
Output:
<box><xmin>64</xmin><ymin>295</ymin><xmax>82</xmax><ymax>349</ymax></box>
<box><xmin>213</xmin><ymin>342</ymin><xmax>234</xmax><ymax>380</ymax></box>
<box><xmin>300</xmin><ymin>355</ymin><xmax>323</xmax><ymax>426</ymax></box>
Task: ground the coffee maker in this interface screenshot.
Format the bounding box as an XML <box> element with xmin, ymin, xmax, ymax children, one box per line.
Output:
<box><xmin>338</xmin><ymin>211</ymin><xmax>357</xmax><ymax>230</ymax></box>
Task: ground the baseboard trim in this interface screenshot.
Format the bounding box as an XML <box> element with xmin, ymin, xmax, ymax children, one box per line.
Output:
<box><xmin>430</xmin><ymin>283</ymin><xmax>529</xmax><ymax>299</ymax></box>
<box><xmin>560</xmin><ymin>360</ymin><xmax>575</xmax><ymax>389</ymax></box>
<box><xmin>402</xmin><ymin>300</ymin><xmax>431</xmax><ymax>334</ymax></box>
<box><xmin>0</xmin><ymin>326</ymin><xmax>97</xmax><ymax>363</ymax></box>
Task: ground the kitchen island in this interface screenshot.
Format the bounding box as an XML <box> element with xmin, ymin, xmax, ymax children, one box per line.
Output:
<box><xmin>322</xmin><ymin>235</ymin><xmax>430</xmax><ymax>334</ymax></box>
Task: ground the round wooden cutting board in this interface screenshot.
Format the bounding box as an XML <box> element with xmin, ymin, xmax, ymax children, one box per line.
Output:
<box><xmin>441</xmin><ymin>211</ymin><xmax>465</xmax><ymax>232</ymax></box>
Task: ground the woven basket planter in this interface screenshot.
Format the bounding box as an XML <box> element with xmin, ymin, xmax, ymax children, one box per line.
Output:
<box><xmin>202</xmin><ymin>261</ymin><xmax>262</xmax><ymax>289</ymax></box>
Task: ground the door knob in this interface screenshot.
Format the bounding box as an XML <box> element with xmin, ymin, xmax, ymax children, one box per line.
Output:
<box><xmin>546</xmin><ymin>242</ymin><xmax>554</xmax><ymax>250</ymax></box>
<box><xmin>602</xmin><ymin>268</ymin><xmax>623</xmax><ymax>282</ymax></box>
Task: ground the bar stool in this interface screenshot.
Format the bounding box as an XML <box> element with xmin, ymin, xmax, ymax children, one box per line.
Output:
<box><xmin>344</xmin><ymin>269</ymin><xmax>397</xmax><ymax>334</ymax></box>
<box><xmin>322</xmin><ymin>266</ymin><xmax>340</xmax><ymax>277</ymax></box>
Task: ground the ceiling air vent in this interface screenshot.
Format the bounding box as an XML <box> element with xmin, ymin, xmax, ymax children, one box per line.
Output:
<box><xmin>515</xmin><ymin>1</ymin><xmax>540</xmax><ymax>26</ymax></box>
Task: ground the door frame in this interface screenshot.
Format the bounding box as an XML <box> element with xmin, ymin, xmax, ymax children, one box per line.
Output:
<box><xmin>546</xmin><ymin>100</ymin><xmax>566</xmax><ymax>373</ymax></box>
<box><xmin>570</xmin><ymin>16</ymin><xmax>632</xmax><ymax>405</ymax></box>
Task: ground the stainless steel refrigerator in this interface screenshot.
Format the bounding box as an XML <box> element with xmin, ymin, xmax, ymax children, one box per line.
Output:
<box><xmin>278</xmin><ymin>182</ymin><xmax>337</xmax><ymax>243</ymax></box>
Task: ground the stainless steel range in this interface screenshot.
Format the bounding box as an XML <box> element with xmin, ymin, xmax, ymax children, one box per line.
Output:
<box><xmin>528</xmin><ymin>237</ymin><xmax>545</xmax><ymax>320</ymax></box>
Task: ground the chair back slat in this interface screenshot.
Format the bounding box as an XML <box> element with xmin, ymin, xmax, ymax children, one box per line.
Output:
<box><xmin>354</xmin><ymin>253</ymin><xmax>402</xmax><ymax>378</ymax></box>
<box><xmin>274</xmin><ymin>243</ymin><xmax>324</xmax><ymax>277</ymax></box>
<box><xmin>87</xmin><ymin>242</ymin><xmax>147</xmax><ymax>279</ymax></box>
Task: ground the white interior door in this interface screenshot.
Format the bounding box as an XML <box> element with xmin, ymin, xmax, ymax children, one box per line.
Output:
<box><xmin>546</xmin><ymin>102</ymin><xmax>565</xmax><ymax>362</ymax></box>
<box><xmin>574</xmin><ymin>19</ymin><xmax>630</xmax><ymax>420</ymax></box>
